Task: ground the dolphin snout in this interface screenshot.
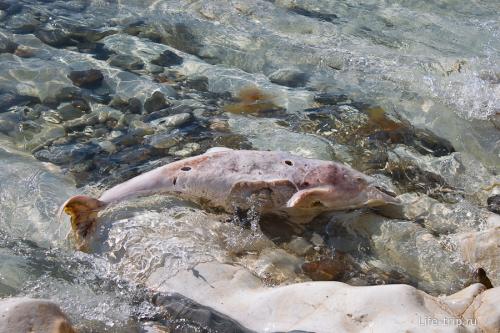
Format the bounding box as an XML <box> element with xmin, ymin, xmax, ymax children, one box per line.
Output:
<box><xmin>363</xmin><ymin>185</ymin><xmax>401</xmax><ymax>207</ymax></box>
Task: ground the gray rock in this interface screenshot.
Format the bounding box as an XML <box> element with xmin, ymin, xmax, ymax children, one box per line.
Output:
<box><xmin>64</xmin><ymin>113</ymin><xmax>99</xmax><ymax>131</ymax></box>
<box><xmin>0</xmin><ymin>36</ymin><xmax>18</xmax><ymax>53</ymax></box>
<box><xmin>151</xmin><ymin>50</ymin><xmax>183</xmax><ymax>67</ymax></box>
<box><xmin>35</xmin><ymin>28</ymin><xmax>74</xmax><ymax>47</ymax></box>
<box><xmin>287</xmin><ymin>237</ymin><xmax>313</xmax><ymax>256</ymax></box>
<box><xmin>146</xmin><ymin>132</ymin><xmax>179</xmax><ymax>149</ymax></box>
<box><xmin>150</xmin><ymin>113</ymin><xmax>192</xmax><ymax>129</ymax></box>
<box><xmin>34</xmin><ymin>143</ymin><xmax>100</xmax><ymax>165</ymax></box>
<box><xmin>228</xmin><ymin>116</ymin><xmax>334</xmax><ymax>160</ymax></box>
<box><xmin>68</xmin><ymin>69</ymin><xmax>104</xmax><ymax>88</ymax></box>
<box><xmin>25</xmin><ymin>125</ymin><xmax>66</xmax><ymax>151</ymax></box>
<box><xmin>98</xmin><ymin>140</ymin><xmax>117</xmax><ymax>154</ymax></box>
<box><xmin>185</xmin><ymin>75</ymin><xmax>209</xmax><ymax>91</ymax></box>
<box><xmin>0</xmin><ymin>118</ymin><xmax>15</xmax><ymax>134</ymax></box>
<box><xmin>144</xmin><ymin>91</ymin><xmax>170</xmax><ymax>113</ymax></box>
<box><xmin>57</xmin><ymin>104</ymin><xmax>86</xmax><ymax>121</ymax></box>
<box><xmin>108</xmin><ymin>54</ymin><xmax>144</xmax><ymax>70</ymax></box>
<box><xmin>344</xmin><ymin>213</ymin><xmax>474</xmax><ymax>294</ymax></box>
<box><xmin>268</xmin><ymin>68</ymin><xmax>308</xmax><ymax>88</ymax></box>
<box><xmin>170</xmin><ymin>142</ymin><xmax>200</xmax><ymax>157</ymax></box>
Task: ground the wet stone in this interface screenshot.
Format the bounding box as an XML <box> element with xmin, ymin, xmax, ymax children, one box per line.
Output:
<box><xmin>109</xmin><ymin>97</ymin><xmax>142</xmax><ymax>114</ymax></box>
<box><xmin>112</xmin><ymin>133</ymin><xmax>141</xmax><ymax>147</ymax></box>
<box><xmin>1</xmin><ymin>1</ymin><xmax>22</xmax><ymax>15</ymax></box>
<box><xmin>35</xmin><ymin>28</ymin><xmax>74</xmax><ymax>47</ymax></box>
<box><xmin>13</xmin><ymin>45</ymin><xmax>34</xmax><ymax>58</ymax></box>
<box><xmin>0</xmin><ymin>36</ymin><xmax>18</xmax><ymax>53</ymax></box>
<box><xmin>302</xmin><ymin>254</ymin><xmax>353</xmax><ymax>281</ymax></box>
<box><xmin>148</xmin><ymin>64</ymin><xmax>164</xmax><ymax>74</ymax></box>
<box><xmin>64</xmin><ymin>113</ymin><xmax>98</xmax><ymax>131</ymax></box>
<box><xmin>108</xmin><ymin>54</ymin><xmax>144</xmax><ymax>70</ymax></box>
<box><xmin>151</xmin><ymin>49</ymin><xmax>183</xmax><ymax>67</ymax></box>
<box><xmin>150</xmin><ymin>113</ymin><xmax>192</xmax><ymax>129</ymax></box>
<box><xmin>53</xmin><ymin>86</ymin><xmax>82</xmax><ymax>103</ymax></box>
<box><xmin>41</xmin><ymin>110</ymin><xmax>62</xmax><ymax>124</ymax></box>
<box><xmin>487</xmin><ymin>195</ymin><xmax>500</xmax><ymax>214</ymax></box>
<box><xmin>0</xmin><ymin>93</ymin><xmax>40</xmax><ymax>111</ymax></box>
<box><xmin>143</xmin><ymin>109</ymin><xmax>171</xmax><ymax>122</ymax></box>
<box><xmin>57</xmin><ymin>104</ymin><xmax>86</xmax><ymax>121</ymax></box>
<box><xmin>412</xmin><ymin>129</ymin><xmax>455</xmax><ymax>157</ymax></box>
<box><xmin>8</xmin><ymin>13</ymin><xmax>40</xmax><ymax>34</ymax></box>
<box><xmin>128</xmin><ymin>120</ymin><xmax>154</xmax><ymax>137</ymax></box>
<box><xmin>152</xmin><ymin>293</ymin><xmax>254</xmax><ymax>333</ymax></box>
<box><xmin>314</xmin><ymin>93</ymin><xmax>350</xmax><ymax>105</ymax></box>
<box><xmin>97</xmin><ymin>140</ymin><xmax>117</xmax><ymax>154</ymax></box>
<box><xmin>185</xmin><ymin>75</ymin><xmax>209</xmax><ymax>92</ymax></box>
<box><xmin>170</xmin><ymin>142</ymin><xmax>200</xmax><ymax>157</ymax></box>
<box><xmin>22</xmin><ymin>107</ymin><xmax>41</xmax><ymax>120</ymax></box>
<box><xmin>0</xmin><ymin>119</ymin><xmax>15</xmax><ymax>134</ymax></box>
<box><xmin>310</xmin><ymin>233</ymin><xmax>325</xmax><ymax>247</ymax></box>
<box><xmin>268</xmin><ymin>68</ymin><xmax>308</xmax><ymax>88</ymax></box>
<box><xmin>80</xmin><ymin>42</ymin><xmax>113</xmax><ymax>60</ymax></box>
<box><xmin>287</xmin><ymin>237</ymin><xmax>313</xmax><ymax>256</ymax></box>
<box><xmin>144</xmin><ymin>91</ymin><xmax>170</xmax><ymax>113</ymax></box>
<box><xmin>145</xmin><ymin>132</ymin><xmax>179</xmax><ymax>149</ymax></box>
<box><xmin>68</xmin><ymin>69</ymin><xmax>104</xmax><ymax>88</ymax></box>
<box><xmin>109</xmin><ymin>146</ymin><xmax>152</xmax><ymax>164</ymax></box>
<box><xmin>33</xmin><ymin>143</ymin><xmax>100</xmax><ymax>165</ymax></box>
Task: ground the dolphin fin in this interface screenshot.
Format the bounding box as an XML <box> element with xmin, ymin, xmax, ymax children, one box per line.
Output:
<box><xmin>58</xmin><ymin>195</ymin><xmax>106</xmax><ymax>251</ymax></box>
<box><xmin>286</xmin><ymin>186</ymin><xmax>334</xmax><ymax>208</ymax></box>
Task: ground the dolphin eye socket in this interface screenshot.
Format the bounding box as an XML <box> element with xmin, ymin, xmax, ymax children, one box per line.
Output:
<box><xmin>181</xmin><ymin>166</ymin><xmax>191</xmax><ymax>171</ymax></box>
<box><xmin>284</xmin><ymin>160</ymin><xmax>293</xmax><ymax>166</ymax></box>
<box><xmin>355</xmin><ymin>177</ymin><xmax>365</xmax><ymax>184</ymax></box>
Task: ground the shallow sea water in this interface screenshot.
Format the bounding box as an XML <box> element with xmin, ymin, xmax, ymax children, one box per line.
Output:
<box><xmin>0</xmin><ymin>0</ymin><xmax>499</xmax><ymax>331</ymax></box>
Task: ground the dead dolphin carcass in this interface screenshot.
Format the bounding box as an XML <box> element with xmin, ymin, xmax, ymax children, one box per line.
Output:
<box><xmin>60</xmin><ymin>148</ymin><xmax>399</xmax><ymax>250</ymax></box>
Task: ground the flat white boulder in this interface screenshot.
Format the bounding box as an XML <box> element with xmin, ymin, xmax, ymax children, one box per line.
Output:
<box><xmin>148</xmin><ymin>261</ymin><xmax>498</xmax><ymax>333</ymax></box>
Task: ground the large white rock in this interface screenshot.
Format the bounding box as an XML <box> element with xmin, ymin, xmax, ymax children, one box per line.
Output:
<box><xmin>454</xmin><ymin>226</ymin><xmax>500</xmax><ymax>286</ymax></box>
<box><xmin>148</xmin><ymin>261</ymin><xmax>498</xmax><ymax>333</ymax></box>
<box><xmin>463</xmin><ymin>287</ymin><xmax>500</xmax><ymax>333</ymax></box>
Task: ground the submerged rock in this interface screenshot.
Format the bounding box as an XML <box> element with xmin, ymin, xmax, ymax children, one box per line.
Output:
<box><xmin>185</xmin><ymin>74</ymin><xmax>209</xmax><ymax>91</ymax></box>
<box><xmin>268</xmin><ymin>67</ymin><xmax>308</xmax><ymax>88</ymax></box>
<box><xmin>151</xmin><ymin>49</ymin><xmax>183</xmax><ymax>67</ymax></box>
<box><xmin>34</xmin><ymin>142</ymin><xmax>100</xmax><ymax>165</ymax></box>
<box><xmin>68</xmin><ymin>69</ymin><xmax>104</xmax><ymax>88</ymax></box>
<box><xmin>35</xmin><ymin>29</ymin><xmax>74</xmax><ymax>47</ymax></box>
<box><xmin>108</xmin><ymin>54</ymin><xmax>144</xmax><ymax>70</ymax></box>
<box><xmin>143</xmin><ymin>91</ymin><xmax>170</xmax><ymax>113</ymax></box>
<box><xmin>398</xmin><ymin>193</ymin><xmax>489</xmax><ymax>234</ymax></box>
<box><xmin>150</xmin><ymin>112</ymin><xmax>192</xmax><ymax>129</ymax></box>
<box><xmin>228</xmin><ymin>116</ymin><xmax>334</xmax><ymax>160</ymax></box>
<box><xmin>326</xmin><ymin>211</ymin><xmax>474</xmax><ymax>294</ymax></box>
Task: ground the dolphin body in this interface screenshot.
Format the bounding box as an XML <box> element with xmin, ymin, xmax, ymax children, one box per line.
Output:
<box><xmin>60</xmin><ymin>148</ymin><xmax>399</xmax><ymax>250</ymax></box>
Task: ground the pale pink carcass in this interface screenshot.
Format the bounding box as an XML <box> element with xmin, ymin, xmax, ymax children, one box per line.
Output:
<box><xmin>60</xmin><ymin>148</ymin><xmax>399</xmax><ymax>250</ymax></box>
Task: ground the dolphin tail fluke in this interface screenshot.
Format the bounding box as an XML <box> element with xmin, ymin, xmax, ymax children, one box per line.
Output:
<box><xmin>58</xmin><ymin>195</ymin><xmax>106</xmax><ymax>251</ymax></box>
